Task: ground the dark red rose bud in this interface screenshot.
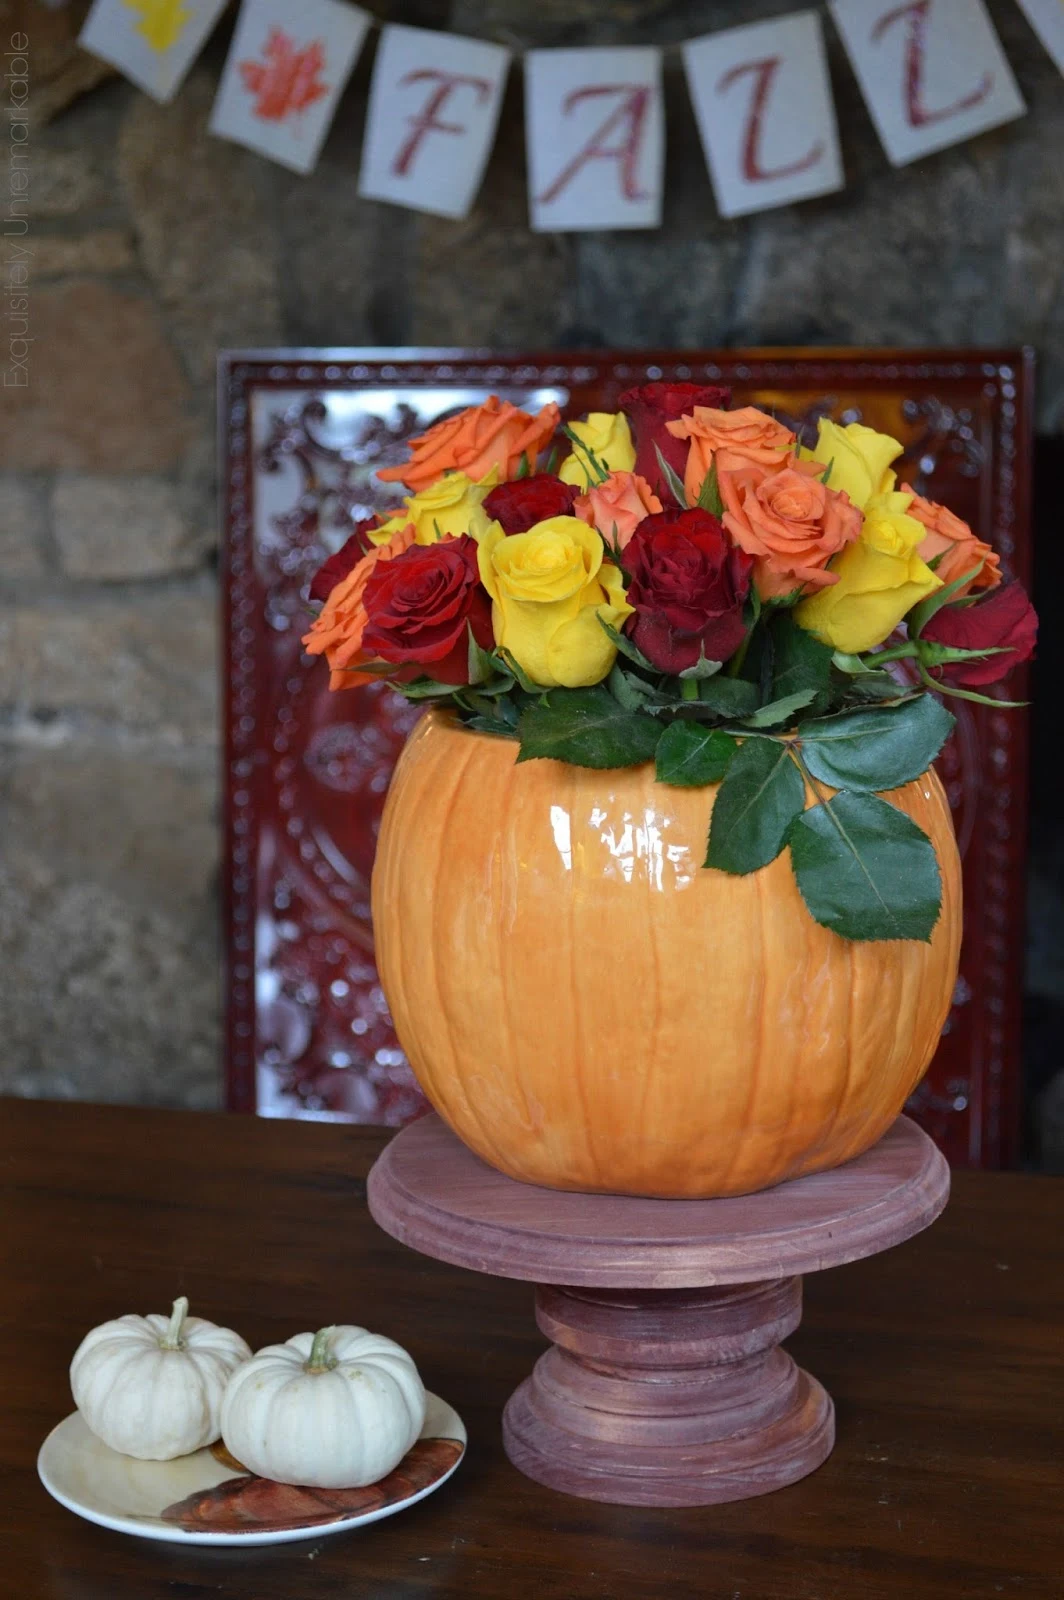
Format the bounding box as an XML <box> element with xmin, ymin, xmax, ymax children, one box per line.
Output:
<box><xmin>623</xmin><ymin>508</ymin><xmax>752</xmax><ymax>674</ymax></box>
<box><xmin>361</xmin><ymin>534</ymin><xmax>493</xmax><ymax>683</ymax></box>
<box><xmin>619</xmin><ymin>382</ymin><xmax>732</xmax><ymax>508</ymax></box>
<box><xmin>920</xmin><ymin>580</ymin><xmax>1037</xmax><ymax>688</ymax></box>
<box><xmin>482</xmin><ymin>474</ymin><xmax>577</xmax><ymax>534</ymax></box>
<box><xmin>308</xmin><ymin>518</ymin><xmax>380</xmax><ymax>603</ymax></box>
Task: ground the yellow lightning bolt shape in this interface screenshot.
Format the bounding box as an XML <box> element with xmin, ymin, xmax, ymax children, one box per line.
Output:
<box><xmin>123</xmin><ymin>0</ymin><xmax>193</xmax><ymax>53</ymax></box>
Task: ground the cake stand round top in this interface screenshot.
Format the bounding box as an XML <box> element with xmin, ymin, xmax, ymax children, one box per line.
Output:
<box><xmin>367</xmin><ymin>1114</ymin><xmax>950</xmax><ymax>1290</ymax></box>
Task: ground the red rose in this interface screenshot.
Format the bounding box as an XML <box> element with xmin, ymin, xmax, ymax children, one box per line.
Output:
<box><xmin>619</xmin><ymin>381</ymin><xmax>732</xmax><ymax>507</ymax></box>
<box><xmin>482</xmin><ymin>474</ymin><xmax>577</xmax><ymax>534</ymax></box>
<box><xmin>623</xmin><ymin>509</ymin><xmax>753</xmax><ymax>673</ymax></box>
<box><xmin>921</xmin><ymin>581</ymin><xmax>1037</xmax><ymax>688</ymax></box>
<box><xmin>309</xmin><ymin>518</ymin><xmax>379</xmax><ymax>603</ymax></box>
<box><xmin>361</xmin><ymin>535</ymin><xmax>493</xmax><ymax>684</ymax></box>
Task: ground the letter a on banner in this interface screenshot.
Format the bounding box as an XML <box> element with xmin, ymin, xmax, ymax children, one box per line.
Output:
<box><xmin>209</xmin><ymin>0</ymin><xmax>371</xmax><ymax>175</ymax></box>
<box><xmin>829</xmin><ymin>0</ymin><xmax>1024</xmax><ymax>166</ymax></box>
<box><xmin>359</xmin><ymin>25</ymin><xmax>510</xmax><ymax>219</ymax></box>
<box><xmin>80</xmin><ymin>0</ymin><xmax>230</xmax><ymax>103</ymax></box>
<box><xmin>525</xmin><ymin>47</ymin><xmax>664</xmax><ymax>232</ymax></box>
<box><xmin>683</xmin><ymin>11</ymin><xmax>843</xmax><ymax>218</ymax></box>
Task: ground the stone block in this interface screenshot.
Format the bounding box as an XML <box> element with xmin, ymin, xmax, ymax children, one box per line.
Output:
<box><xmin>0</xmin><ymin>282</ymin><xmax>194</xmax><ymax>472</ymax></box>
<box><xmin>0</xmin><ymin>475</ymin><xmax>46</xmax><ymax>577</ymax></box>
<box><xmin>2</xmin><ymin>744</ymin><xmax>218</xmax><ymax>928</ymax></box>
<box><xmin>31</xmin><ymin>231</ymin><xmax>137</xmax><ymax>278</ymax></box>
<box><xmin>1</xmin><ymin>585</ymin><xmax>218</xmax><ymax>741</ymax></box>
<box><xmin>52</xmin><ymin>474</ymin><xmax>208</xmax><ymax>580</ymax></box>
<box><xmin>33</xmin><ymin>146</ymin><xmax>111</xmax><ymax>218</ymax></box>
<box><xmin>0</xmin><ymin>853</ymin><xmax>220</xmax><ymax>1110</ymax></box>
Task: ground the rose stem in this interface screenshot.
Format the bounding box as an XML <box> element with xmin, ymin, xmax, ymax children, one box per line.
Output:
<box><xmin>161</xmin><ymin>1296</ymin><xmax>189</xmax><ymax>1350</ymax></box>
<box><xmin>306</xmin><ymin>1327</ymin><xmax>338</xmax><ymax>1373</ymax></box>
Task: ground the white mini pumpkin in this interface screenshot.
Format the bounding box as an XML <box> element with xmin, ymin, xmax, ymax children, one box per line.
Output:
<box><xmin>70</xmin><ymin>1296</ymin><xmax>252</xmax><ymax>1461</ymax></box>
<box><xmin>220</xmin><ymin>1324</ymin><xmax>426</xmax><ymax>1489</ymax></box>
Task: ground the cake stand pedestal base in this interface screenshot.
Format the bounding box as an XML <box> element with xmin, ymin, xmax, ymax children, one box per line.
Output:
<box><xmin>368</xmin><ymin>1115</ymin><xmax>948</xmax><ymax>1507</ymax></box>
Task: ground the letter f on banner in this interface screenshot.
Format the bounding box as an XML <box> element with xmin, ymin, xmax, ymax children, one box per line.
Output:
<box><xmin>526</xmin><ymin>47</ymin><xmax>664</xmax><ymax>231</ymax></box>
<box><xmin>359</xmin><ymin>23</ymin><xmax>510</xmax><ymax>218</ymax></box>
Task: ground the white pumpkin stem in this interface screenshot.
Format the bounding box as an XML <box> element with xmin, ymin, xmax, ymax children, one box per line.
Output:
<box><xmin>306</xmin><ymin>1326</ymin><xmax>338</xmax><ymax>1373</ymax></box>
<box><xmin>160</xmin><ymin>1296</ymin><xmax>189</xmax><ymax>1351</ymax></box>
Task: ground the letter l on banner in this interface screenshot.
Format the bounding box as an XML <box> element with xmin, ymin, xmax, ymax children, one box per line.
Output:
<box><xmin>359</xmin><ymin>24</ymin><xmax>511</xmax><ymax>219</ymax></box>
<box><xmin>829</xmin><ymin>0</ymin><xmax>1025</xmax><ymax>166</ymax></box>
<box><xmin>683</xmin><ymin>10</ymin><xmax>843</xmax><ymax>218</ymax></box>
<box><xmin>525</xmin><ymin>47</ymin><xmax>664</xmax><ymax>232</ymax></box>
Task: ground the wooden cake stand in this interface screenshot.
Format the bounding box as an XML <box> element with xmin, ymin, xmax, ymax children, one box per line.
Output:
<box><xmin>367</xmin><ymin>1114</ymin><xmax>949</xmax><ymax>1508</ymax></box>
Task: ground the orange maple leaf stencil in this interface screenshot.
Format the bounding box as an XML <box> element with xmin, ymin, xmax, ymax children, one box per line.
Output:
<box><xmin>239</xmin><ymin>27</ymin><xmax>330</xmax><ymax>121</ymax></box>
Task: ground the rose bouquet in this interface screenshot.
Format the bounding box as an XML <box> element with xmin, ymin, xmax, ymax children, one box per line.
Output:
<box><xmin>304</xmin><ymin>385</ymin><xmax>1036</xmax><ymax>946</ymax></box>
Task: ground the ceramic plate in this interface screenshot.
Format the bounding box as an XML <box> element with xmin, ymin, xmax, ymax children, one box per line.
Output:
<box><xmin>37</xmin><ymin>1391</ymin><xmax>465</xmax><ymax>1546</ymax></box>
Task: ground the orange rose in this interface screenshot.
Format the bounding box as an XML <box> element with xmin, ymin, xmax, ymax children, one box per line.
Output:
<box><xmin>905</xmin><ymin>491</ymin><xmax>1001</xmax><ymax>597</ymax></box>
<box><xmin>666</xmin><ymin>405</ymin><xmax>795</xmax><ymax>504</ymax></box>
<box><xmin>573</xmin><ymin>471</ymin><xmax>662</xmax><ymax>549</ymax></box>
<box><xmin>720</xmin><ymin>457</ymin><xmax>862</xmax><ymax>601</ymax></box>
<box><xmin>377</xmin><ymin>397</ymin><xmax>561</xmax><ymax>492</ymax></box>
<box><xmin>301</xmin><ymin>525</ymin><xmax>417</xmax><ymax>689</ymax></box>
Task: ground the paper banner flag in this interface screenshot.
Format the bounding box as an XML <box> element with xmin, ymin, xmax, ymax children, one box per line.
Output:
<box><xmin>209</xmin><ymin>0</ymin><xmax>370</xmax><ymax>175</ymax></box>
<box><xmin>683</xmin><ymin>11</ymin><xmax>843</xmax><ymax>218</ymax></box>
<box><xmin>1014</xmin><ymin>0</ymin><xmax>1064</xmax><ymax>78</ymax></box>
<box><xmin>358</xmin><ymin>24</ymin><xmax>510</xmax><ymax>219</ymax></box>
<box><xmin>79</xmin><ymin>0</ymin><xmax>229</xmax><ymax>103</ymax></box>
<box><xmin>829</xmin><ymin>0</ymin><xmax>1025</xmax><ymax>167</ymax></box>
<box><xmin>525</xmin><ymin>47</ymin><xmax>664</xmax><ymax>232</ymax></box>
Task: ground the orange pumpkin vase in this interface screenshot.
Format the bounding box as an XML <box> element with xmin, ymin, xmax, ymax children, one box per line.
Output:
<box><xmin>372</xmin><ymin>712</ymin><xmax>962</xmax><ymax>1199</ymax></box>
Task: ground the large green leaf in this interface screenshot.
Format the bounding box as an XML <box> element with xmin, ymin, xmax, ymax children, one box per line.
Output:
<box><xmin>797</xmin><ymin>696</ymin><xmax>954</xmax><ymax>792</ymax></box>
<box><xmin>705</xmin><ymin>740</ymin><xmax>805</xmax><ymax>873</ymax></box>
<box><xmin>697</xmin><ymin>676</ymin><xmax>759</xmax><ymax>718</ymax></box>
<box><xmin>655</xmin><ymin>723</ymin><xmax>737</xmax><ymax>787</ymax></box>
<box><xmin>516</xmin><ymin>687</ymin><xmax>662</xmax><ymax>769</ymax></box>
<box><xmin>788</xmin><ymin>791</ymin><xmax>942</xmax><ymax>942</ymax></box>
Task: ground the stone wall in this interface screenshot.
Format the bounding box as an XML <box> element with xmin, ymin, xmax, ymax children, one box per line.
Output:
<box><xmin>2</xmin><ymin>0</ymin><xmax>1062</xmax><ymax>1118</ymax></box>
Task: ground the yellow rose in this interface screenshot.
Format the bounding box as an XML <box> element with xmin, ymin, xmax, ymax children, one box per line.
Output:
<box><xmin>795</xmin><ymin>492</ymin><xmax>942</xmax><ymax>654</ymax></box>
<box><xmin>477</xmin><ymin>515</ymin><xmax>633</xmax><ymax>688</ymax></box>
<box><xmin>370</xmin><ymin>469</ymin><xmax>498</xmax><ymax>546</ymax></box>
<box><xmin>558</xmin><ymin>413</ymin><xmax>636</xmax><ymax>487</ymax></box>
<box><xmin>802</xmin><ymin>420</ymin><xmax>903</xmax><ymax>511</ymax></box>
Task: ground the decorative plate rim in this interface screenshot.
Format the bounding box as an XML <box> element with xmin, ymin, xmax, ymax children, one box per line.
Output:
<box><xmin>37</xmin><ymin>1392</ymin><xmax>466</xmax><ymax>1547</ymax></box>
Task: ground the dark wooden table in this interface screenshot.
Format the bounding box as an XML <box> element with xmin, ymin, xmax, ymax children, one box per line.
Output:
<box><xmin>2</xmin><ymin>1099</ymin><xmax>1061</xmax><ymax>1599</ymax></box>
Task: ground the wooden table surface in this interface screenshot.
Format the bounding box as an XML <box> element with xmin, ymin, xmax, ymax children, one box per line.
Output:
<box><xmin>2</xmin><ymin>1099</ymin><xmax>1061</xmax><ymax>1600</ymax></box>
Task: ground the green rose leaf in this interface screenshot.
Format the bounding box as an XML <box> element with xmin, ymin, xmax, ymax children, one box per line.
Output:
<box><xmin>607</xmin><ymin>663</ymin><xmax>659</xmax><ymax>712</ymax></box>
<box><xmin>705</xmin><ymin>740</ymin><xmax>805</xmax><ymax>873</ymax></box>
<box><xmin>696</xmin><ymin>461</ymin><xmax>724</xmax><ymax>516</ymax></box>
<box><xmin>788</xmin><ymin>791</ymin><xmax>942</xmax><ymax>942</ymax></box>
<box><xmin>697</xmin><ymin>676</ymin><xmax>759</xmax><ymax>718</ymax></box>
<box><xmin>797</xmin><ymin>696</ymin><xmax>955</xmax><ymax>792</ymax></box>
<box><xmin>517</xmin><ymin>686</ymin><xmax>662</xmax><ymax>769</ymax></box>
<box><xmin>678</xmin><ymin>650</ymin><xmax>723</xmax><ymax>681</ymax></box>
<box><xmin>394</xmin><ymin>677</ymin><xmax>463</xmax><ymax>700</ymax></box>
<box><xmin>741</xmin><ymin>689</ymin><xmax>818</xmax><ymax>729</ymax></box>
<box><xmin>772</xmin><ymin>616</ymin><xmax>834</xmax><ymax>710</ymax></box>
<box><xmin>655</xmin><ymin>723</ymin><xmax>738</xmax><ymax>787</ymax></box>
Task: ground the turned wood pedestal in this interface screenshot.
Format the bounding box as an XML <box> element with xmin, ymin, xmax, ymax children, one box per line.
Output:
<box><xmin>367</xmin><ymin>1114</ymin><xmax>949</xmax><ymax>1508</ymax></box>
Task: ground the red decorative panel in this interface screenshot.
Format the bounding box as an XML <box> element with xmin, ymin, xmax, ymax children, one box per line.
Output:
<box><xmin>220</xmin><ymin>349</ymin><xmax>1033</xmax><ymax>1167</ymax></box>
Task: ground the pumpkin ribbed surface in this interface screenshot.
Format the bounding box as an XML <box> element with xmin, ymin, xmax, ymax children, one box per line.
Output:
<box><xmin>372</xmin><ymin>712</ymin><xmax>962</xmax><ymax>1199</ymax></box>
